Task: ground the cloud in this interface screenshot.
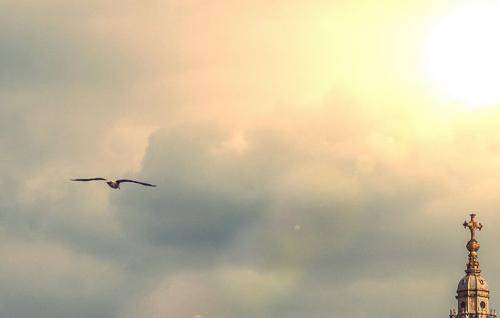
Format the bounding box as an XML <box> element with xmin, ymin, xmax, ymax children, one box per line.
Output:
<box><xmin>2</xmin><ymin>0</ymin><xmax>500</xmax><ymax>318</ymax></box>
<box><xmin>0</xmin><ymin>240</ymin><xmax>124</xmax><ymax>296</ymax></box>
<box><xmin>123</xmin><ymin>266</ymin><xmax>299</xmax><ymax>318</ymax></box>
<box><xmin>108</xmin><ymin>103</ymin><xmax>456</xmax><ymax>318</ymax></box>
<box><xmin>0</xmin><ymin>240</ymin><xmax>125</xmax><ymax>318</ymax></box>
<box><xmin>113</xmin><ymin>123</ymin><xmax>300</xmax><ymax>249</ymax></box>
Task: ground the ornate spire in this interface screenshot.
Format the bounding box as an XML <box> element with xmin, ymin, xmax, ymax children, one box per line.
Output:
<box><xmin>463</xmin><ymin>213</ymin><xmax>483</xmax><ymax>274</ymax></box>
<box><xmin>450</xmin><ymin>213</ymin><xmax>495</xmax><ymax>318</ymax></box>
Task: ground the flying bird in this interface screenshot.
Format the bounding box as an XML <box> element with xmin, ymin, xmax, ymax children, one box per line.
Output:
<box><xmin>71</xmin><ymin>178</ymin><xmax>156</xmax><ymax>189</ymax></box>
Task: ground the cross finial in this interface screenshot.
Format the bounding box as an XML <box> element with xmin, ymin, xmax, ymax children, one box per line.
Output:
<box><xmin>463</xmin><ymin>213</ymin><xmax>483</xmax><ymax>273</ymax></box>
<box><xmin>463</xmin><ymin>213</ymin><xmax>483</xmax><ymax>241</ymax></box>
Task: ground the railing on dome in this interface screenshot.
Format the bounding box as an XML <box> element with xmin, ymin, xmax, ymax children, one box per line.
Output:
<box><xmin>449</xmin><ymin>309</ymin><xmax>497</xmax><ymax>318</ymax></box>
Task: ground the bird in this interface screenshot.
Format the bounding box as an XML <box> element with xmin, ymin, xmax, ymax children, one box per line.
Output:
<box><xmin>71</xmin><ymin>178</ymin><xmax>156</xmax><ymax>189</ymax></box>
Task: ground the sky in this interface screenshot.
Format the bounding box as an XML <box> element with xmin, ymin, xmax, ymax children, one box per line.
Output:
<box><xmin>3</xmin><ymin>0</ymin><xmax>500</xmax><ymax>317</ymax></box>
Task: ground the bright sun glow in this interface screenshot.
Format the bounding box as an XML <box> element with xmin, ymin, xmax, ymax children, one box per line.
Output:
<box><xmin>425</xmin><ymin>2</ymin><xmax>500</xmax><ymax>108</ymax></box>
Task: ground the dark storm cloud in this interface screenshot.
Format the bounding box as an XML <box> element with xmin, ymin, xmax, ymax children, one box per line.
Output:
<box><xmin>113</xmin><ymin>125</ymin><xmax>293</xmax><ymax>250</ymax></box>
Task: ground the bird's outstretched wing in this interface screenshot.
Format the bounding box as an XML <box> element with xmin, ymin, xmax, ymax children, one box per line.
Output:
<box><xmin>116</xmin><ymin>179</ymin><xmax>156</xmax><ymax>187</ymax></box>
<box><xmin>71</xmin><ymin>178</ymin><xmax>107</xmax><ymax>182</ymax></box>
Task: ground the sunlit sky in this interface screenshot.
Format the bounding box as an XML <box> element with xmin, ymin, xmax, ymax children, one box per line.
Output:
<box><xmin>3</xmin><ymin>0</ymin><xmax>500</xmax><ymax>317</ymax></box>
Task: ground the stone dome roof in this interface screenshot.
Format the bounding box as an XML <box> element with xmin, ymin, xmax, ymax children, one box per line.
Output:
<box><xmin>457</xmin><ymin>273</ymin><xmax>490</xmax><ymax>292</ymax></box>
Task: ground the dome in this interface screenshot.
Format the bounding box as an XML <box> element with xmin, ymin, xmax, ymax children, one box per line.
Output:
<box><xmin>457</xmin><ymin>273</ymin><xmax>490</xmax><ymax>292</ymax></box>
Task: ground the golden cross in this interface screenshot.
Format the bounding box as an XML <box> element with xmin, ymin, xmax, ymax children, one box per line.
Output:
<box><xmin>463</xmin><ymin>213</ymin><xmax>483</xmax><ymax>241</ymax></box>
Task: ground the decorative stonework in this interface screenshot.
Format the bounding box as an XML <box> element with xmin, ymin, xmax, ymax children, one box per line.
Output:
<box><xmin>450</xmin><ymin>214</ymin><xmax>496</xmax><ymax>318</ymax></box>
